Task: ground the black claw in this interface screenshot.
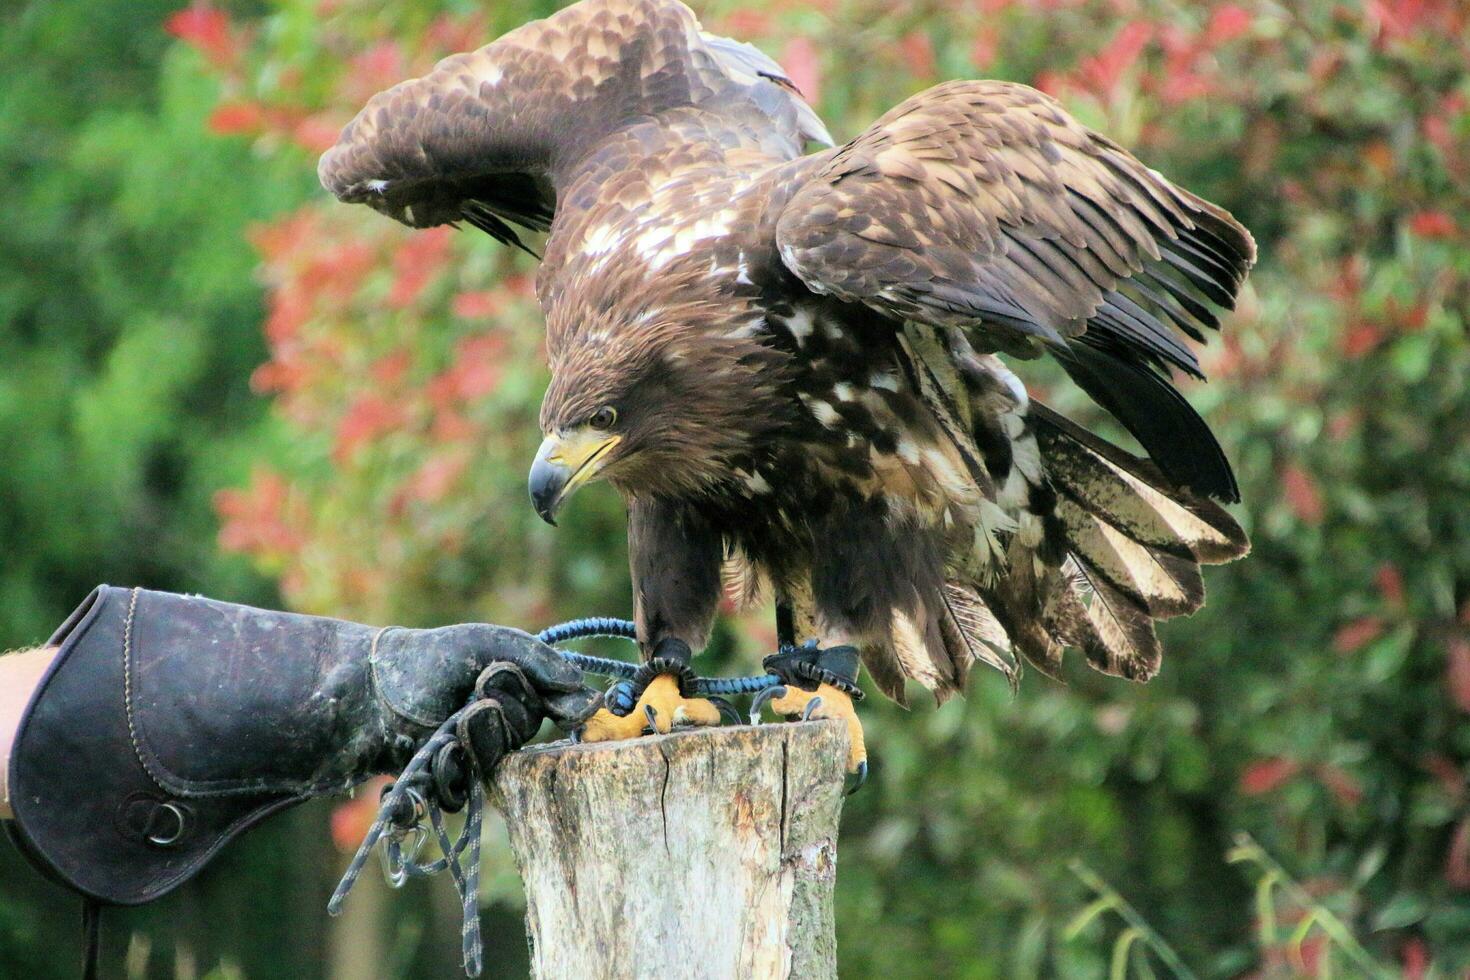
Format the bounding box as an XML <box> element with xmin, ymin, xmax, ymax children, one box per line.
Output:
<box><xmin>801</xmin><ymin>695</ymin><xmax>824</xmax><ymax>721</ymax></box>
<box><xmin>709</xmin><ymin>696</ymin><xmax>742</xmax><ymax>726</ymax></box>
<box><xmin>643</xmin><ymin>704</ymin><xmax>659</xmax><ymax>731</ymax></box>
<box><xmin>749</xmin><ymin>684</ymin><xmax>787</xmax><ymax>724</ymax></box>
<box><xmin>845</xmin><ymin>760</ymin><xmax>869</xmax><ymax>796</ymax></box>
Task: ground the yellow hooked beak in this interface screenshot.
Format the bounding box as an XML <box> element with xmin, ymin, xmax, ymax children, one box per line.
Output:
<box><xmin>528</xmin><ymin>429</ymin><xmax>622</xmax><ymax>526</ymax></box>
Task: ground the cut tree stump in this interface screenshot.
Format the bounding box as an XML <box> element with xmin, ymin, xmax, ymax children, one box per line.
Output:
<box><xmin>492</xmin><ymin>719</ymin><xmax>849</xmax><ymax>979</ymax></box>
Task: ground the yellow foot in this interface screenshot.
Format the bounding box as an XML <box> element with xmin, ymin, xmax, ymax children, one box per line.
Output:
<box><xmin>769</xmin><ymin>683</ymin><xmax>867</xmax><ymax>776</ymax></box>
<box><xmin>580</xmin><ymin>675</ymin><xmax>723</xmax><ymax>743</ymax></box>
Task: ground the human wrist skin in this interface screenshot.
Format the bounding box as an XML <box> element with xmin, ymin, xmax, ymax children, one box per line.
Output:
<box><xmin>0</xmin><ymin>646</ymin><xmax>59</xmax><ymax>820</ymax></box>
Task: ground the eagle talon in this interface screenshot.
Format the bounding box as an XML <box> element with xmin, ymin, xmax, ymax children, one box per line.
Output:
<box><xmin>846</xmin><ymin>760</ymin><xmax>869</xmax><ymax>796</ymax></box>
<box><xmin>579</xmin><ymin>674</ymin><xmax>723</xmax><ymax>743</ymax></box>
<box><xmin>801</xmin><ymin>695</ymin><xmax>824</xmax><ymax>721</ymax></box>
<box><xmin>767</xmin><ymin>683</ymin><xmax>868</xmax><ymax>777</ymax></box>
<box><xmin>749</xmin><ymin>684</ymin><xmax>788</xmax><ymax>725</ymax></box>
<box><xmin>708</xmin><ymin>696</ymin><xmax>743</xmax><ymax>725</ymax></box>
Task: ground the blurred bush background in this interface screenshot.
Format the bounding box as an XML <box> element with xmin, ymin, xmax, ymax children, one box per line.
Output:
<box><xmin>1</xmin><ymin>0</ymin><xmax>1467</xmax><ymax>976</ymax></box>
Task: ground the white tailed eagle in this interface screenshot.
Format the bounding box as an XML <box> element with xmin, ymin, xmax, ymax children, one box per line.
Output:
<box><xmin>321</xmin><ymin>0</ymin><xmax>1253</xmax><ymax>773</ymax></box>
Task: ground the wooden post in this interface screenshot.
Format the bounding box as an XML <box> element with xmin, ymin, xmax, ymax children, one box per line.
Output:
<box><xmin>492</xmin><ymin>719</ymin><xmax>849</xmax><ymax>979</ymax></box>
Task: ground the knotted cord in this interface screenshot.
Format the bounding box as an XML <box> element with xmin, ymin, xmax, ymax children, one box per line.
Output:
<box><xmin>328</xmin><ymin>617</ymin><xmax>787</xmax><ymax>977</ymax></box>
<box><xmin>328</xmin><ymin>712</ymin><xmax>486</xmax><ymax>974</ymax></box>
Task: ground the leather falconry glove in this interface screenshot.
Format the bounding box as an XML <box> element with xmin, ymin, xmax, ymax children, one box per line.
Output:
<box><xmin>5</xmin><ymin>585</ymin><xmax>597</xmax><ymax>906</ymax></box>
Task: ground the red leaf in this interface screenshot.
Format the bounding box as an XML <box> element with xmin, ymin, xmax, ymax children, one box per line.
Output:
<box><xmin>402</xmin><ymin>450</ymin><xmax>470</xmax><ymax>505</ymax></box>
<box><xmin>1327</xmin><ymin>409</ymin><xmax>1361</xmax><ymax>440</ymax></box>
<box><xmin>1281</xmin><ymin>463</ymin><xmax>1325</xmax><ymax>524</ymax></box>
<box><xmin>1333</xmin><ymin>617</ymin><xmax>1384</xmax><ymax>654</ymax></box>
<box><xmin>164</xmin><ymin>5</ymin><xmax>238</xmax><ymax>67</ymax></box>
<box><xmin>333</xmin><ymin>394</ymin><xmax>408</xmax><ymax>464</ymax></box>
<box><xmin>292</xmin><ymin>113</ymin><xmax>344</xmax><ymax>155</ymax></box>
<box><xmin>427</xmin><ymin>333</ymin><xmax>509</xmax><ymax>409</ymax></box>
<box><xmin>1419</xmin><ymin>753</ymin><xmax>1465</xmax><ymax>800</ymax></box>
<box><xmin>431</xmin><ymin>408</ymin><xmax>477</xmax><ymax>442</ymax></box>
<box><xmin>1314</xmin><ymin>764</ymin><xmax>1364</xmax><ymax>808</ymax></box>
<box><xmin>207</xmin><ymin>101</ymin><xmax>265</xmax><ymax>136</ymax></box>
<box><xmin>370</xmin><ymin>349</ymin><xmax>412</xmax><ymax>387</ymax></box>
<box><xmin>899</xmin><ymin>31</ymin><xmax>936</xmax><ymax>79</ymax></box>
<box><xmin>1205</xmin><ymin>4</ymin><xmax>1253</xmax><ymax>44</ymax></box>
<box><xmin>780</xmin><ymin>37</ymin><xmax>821</xmax><ymax>105</ymax></box>
<box><xmin>1078</xmin><ymin>22</ymin><xmax>1153</xmax><ymax>97</ymax></box>
<box><xmin>1408</xmin><ymin>210</ymin><xmax>1457</xmax><ymax>239</ymax></box>
<box><xmin>452</xmin><ymin>290</ymin><xmax>505</xmax><ymax>320</ymax></box>
<box><xmin>1375</xmin><ymin>563</ymin><xmax>1405</xmax><ymax>607</ymax></box>
<box><xmin>1032</xmin><ymin>71</ymin><xmax>1069</xmax><ymax>97</ymax></box>
<box><xmin>262</xmin><ymin>287</ymin><xmax>310</xmax><ymax>346</ymax></box>
<box><xmin>1341</xmin><ymin>321</ymin><xmax>1384</xmax><ymax>358</ymax></box>
<box><xmin>387</xmin><ymin>228</ymin><xmax>453</xmax><ymax>308</ymax></box>
<box><xmin>249</xmin><ymin>356</ymin><xmax>312</xmax><ymax>396</ymax></box>
<box><xmin>1401</xmin><ymin>937</ymin><xmax>1430</xmax><ymax>980</ymax></box>
<box><xmin>214</xmin><ymin>468</ymin><xmax>303</xmax><ymax>558</ymax></box>
<box><xmin>718</xmin><ymin>10</ymin><xmax>771</xmax><ymax>37</ymax></box>
<box><xmin>342</xmin><ymin>41</ymin><xmax>406</xmax><ymax>105</ymax></box>
<box><xmin>1446</xmin><ymin>817</ymin><xmax>1470</xmax><ymax>890</ymax></box>
<box><xmin>304</xmin><ymin>240</ymin><xmax>377</xmax><ymax>303</ymax></box>
<box><xmin>1446</xmin><ymin>637</ymin><xmax>1470</xmax><ymax>713</ymax></box>
<box><xmin>1295</xmin><ymin>935</ymin><xmax>1326</xmax><ymax>976</ymax></box>
<box><xmin>330</xmin><ymin>776</ymin><xmax>392</xmax><ymax>852</ymax></box>
<box><xmin>970</xmin><ymin>26</ymin><xmax>1000</xmax><ymax>69</ymax></box>
<box><xmin>1160</xmin><ymin>67</ymin><xmax>1213</xmax><ymax>104</ymax></box>
<box><xmin>1370</xmin><ymin>0</ymin><xmax>1466</xmax><ymax>45</ymax></box>
<box><xmin>249</xmin><ymin>209</ymin><xmax>322</xmax><ymax>264</ymax></box>
<box><xmin>1240</xmin><ymin>757</ymin><xmax>1299</xmax><ymax>795</ymax></box>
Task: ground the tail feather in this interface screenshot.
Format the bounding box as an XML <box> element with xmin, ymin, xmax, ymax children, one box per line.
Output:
<box><xmin>1075</xmin><ymin>573</ymin><xmax>1163</xmax><ymax>681</ymax></box>
<box><xmin>980</xmin><ymin>568</ymin><xmax>1065</xmax><ymax>680</ymax></box>
<box><xmin>1029</xmin><ymin>563</ymin><xmax>1158</xmax><ymax>682</ymax></box>
<box><xmin>1052</xmin><ymin>498</ymin><xmax>1205</xmax><ymax>618</ymax></box>
<box><xmin>886</xmin><ymin>605</ymin><xmax>956</xmax><ymax>705</ymax></box>
<box><xmin>862</xmin><ymin>646</ymin><xmax>911</xmax><ymax>706</ymax></box>
<box><xmin>982</xmin><ymin>401</ymin><xmax>1247</xmax><ymax>682</ymax></box>
<box><xmin>1052</xmin><ymin>342</ymin><xmax>1239</xmax><ymax>503</ymax></box>
<box><xmin>1032</xmin><ymin>403</ymin><xmax>1249</xmax><ymax>564</ymax></box>
<box><xmin>939</xmin><ymin>582</ymin><xmax>1019</xmax><ymax>690</ymax></box>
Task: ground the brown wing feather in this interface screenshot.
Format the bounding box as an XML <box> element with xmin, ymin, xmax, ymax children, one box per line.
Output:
<box><xmin>775</xmin><ymin>78</ymin><xmax>1255</xmax><ymax>501</ymax></box>
<box><xmin>320</xmin><ymin>0</ymin><xmax>828</xmax><ymax>239</ymax></box>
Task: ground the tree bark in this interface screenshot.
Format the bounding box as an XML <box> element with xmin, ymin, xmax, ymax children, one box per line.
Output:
<box><xmin>492</xmin><ymin>719</ymin><xmax>848</xmax><ymax>979</ymax></box>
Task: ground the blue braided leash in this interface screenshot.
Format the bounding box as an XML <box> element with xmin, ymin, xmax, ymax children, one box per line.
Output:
<box><xmin>536</xmin><ymin>616</ymin><xmax>781</xmax><ymax>695</ymax></box>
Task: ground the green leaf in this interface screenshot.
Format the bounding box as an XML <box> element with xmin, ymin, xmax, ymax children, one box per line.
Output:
<box><xmin>1065</xmin><ymin>898</ymin><xmax>1116</xmax><ymax>942</ymax></box>
<box><xmin>1371</xmin><ymin>892</ymin><xmax>1429</xmax><ymax>931</ymax></box>
<box><xmin>1254</xmin><ymin>872</ymin><xmax>1281</xmax><ymax>947</ymax></box>
<box><xmin>1110</xmin><ymin>928</ymin><xmax>1142</xmax><ymax>980</ymax></box>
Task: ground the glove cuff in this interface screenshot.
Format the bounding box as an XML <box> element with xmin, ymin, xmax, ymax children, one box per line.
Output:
<box><xmin>6</xmin><ymin>586</ymin><xmax>380</xmax><ymax>905</ymax></box>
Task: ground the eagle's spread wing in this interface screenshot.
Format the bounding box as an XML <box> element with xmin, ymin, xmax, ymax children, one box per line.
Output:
<box><xmin>775</xmin><ymin>79</ymin><xmax>1256</xmax><ymax>501</ymax></box>
<box><xmin>318</xmin><ymin>0</ymin><xmax>829</xmax><ymax>253</ymax></box>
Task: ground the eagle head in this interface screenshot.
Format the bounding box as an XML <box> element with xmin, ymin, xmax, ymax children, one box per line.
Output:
<box><xmin>528</xmin><ymin>302</ymin><xmax>785</xmax><ymax>525</ymax></box>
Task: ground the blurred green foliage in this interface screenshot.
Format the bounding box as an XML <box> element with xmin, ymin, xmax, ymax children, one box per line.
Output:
<box><xmin>2</xmin><ymin>0</ymin><xmax>1468</xmax><ymax>976</ymax></box>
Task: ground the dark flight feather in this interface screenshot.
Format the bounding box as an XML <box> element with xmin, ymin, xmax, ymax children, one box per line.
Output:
<box><xmin>1051</xmin><ymin>343</ymin><xmax>1239</xmax><ymax>502</ymax></box>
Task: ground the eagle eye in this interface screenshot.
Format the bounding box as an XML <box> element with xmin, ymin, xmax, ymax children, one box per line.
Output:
<box><xmin>588</xmin><ymin>407</ymin><xmax>618</xmax><ymax>431</ymax></box>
